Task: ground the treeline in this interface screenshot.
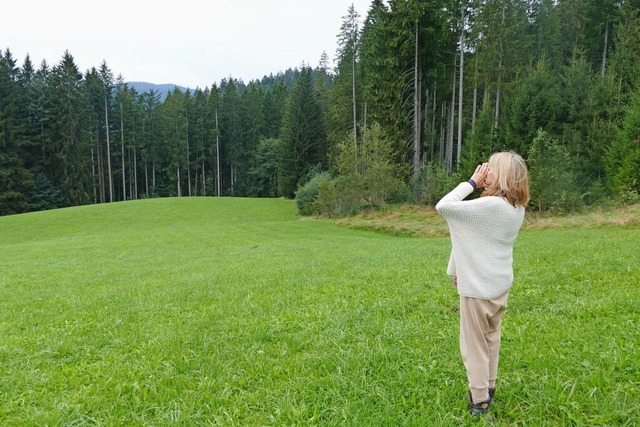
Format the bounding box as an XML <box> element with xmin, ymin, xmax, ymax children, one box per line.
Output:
<box><xmin>1</xmin><ymin>0</ymin><xmax>640</xmax><ymax>217</ymax></box>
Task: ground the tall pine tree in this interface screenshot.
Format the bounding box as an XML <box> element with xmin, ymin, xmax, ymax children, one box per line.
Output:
<box><xmin>278</xmin><ymin>67</ymin><xmax>327</xmax><ymax>198</ymax></box>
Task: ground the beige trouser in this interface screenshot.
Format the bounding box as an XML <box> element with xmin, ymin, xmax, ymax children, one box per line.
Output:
<box><xmin>460</xmin><ymin>291</ymin><xmax>509</xmax><ymax>404</ymax></box>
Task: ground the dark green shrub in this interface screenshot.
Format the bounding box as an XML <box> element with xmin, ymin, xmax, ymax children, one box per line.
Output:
<box><xmin>295</xmin><ymin>171</ymin><xmax>332</xmax><ymax>216</ymax></box>
<box><xmin>582</xmin><ymin>179</ymin><xmax>607</xmax><ymax>206</ymax></box>
<box><xmin>315</xmin><ymin>175</ymin><xmax>364</xmax><ymax>217</ymax></box>
<box><xmin>314</xmin><ymin>123</ymin><xmax>410</xmax><ymax>216</ymax></box>
<box><xmin>605</xmin><ymin>84</ymin><xmax>640</xmax><ymax>197</ymax></box>
<box><xmin>528</xmin><ymin>129</ymin><xmax>582</xmax><ymax>212</ymax></box>
<box><xmin>413</xmin><ymin>162</ymin><xmax>461</xmax><ymax>206</ymax></box>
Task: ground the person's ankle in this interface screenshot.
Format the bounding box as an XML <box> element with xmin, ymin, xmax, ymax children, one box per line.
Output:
<box><xmin>470</xmin><ymin>389</ymin><xmax>490</xmax><ymax>404</ymax></box>
<box><xmin>468</xmin><ymin>390</ymin><xmax>490</xmax><ymax>404</ymax></box>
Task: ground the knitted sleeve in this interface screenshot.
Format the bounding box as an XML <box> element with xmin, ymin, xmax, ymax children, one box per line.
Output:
<box><xmin>435</xmin><ymin>181</ymin><xmax>524</xmax><ymax>299</ymax></box>
<box><xmin>435</xmin><ymin>182</ymin><xmax>475</xmax><ymax>215</ymax></box>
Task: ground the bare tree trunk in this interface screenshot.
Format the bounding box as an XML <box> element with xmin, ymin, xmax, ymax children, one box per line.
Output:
<box><xmin>105</xmin><ymin>96</ymin><xmax>113</xmax><ymax>202</ymax></box>
<box><xmin>177</xmin><ymin>165</ymin><xmax>181</xmax><ymax>197</ymax></box>
<box><xmin>361</xmin><ymin>100</ymin><xmax>367</xmax><ymax>175</ymax></box>
<box><xmin>91</xmin><ymin>147</ymin><xmax>97</xmax><ymax>204</ymax></box>
<box><xmin>495</xmin><ymin>60</ymin><xmax>502</xmax><ymax>131</ymax></box>
<box><xmin>202</xmin><ymin>158</ymin><xmax>206</xmax><ymax>196</ymax></box>
<box><xmin>446</xmin><ymin>102</ymin><xmax>453</xmax><ymax>172</ymax></box>
<box><xmin>120</xmin><ymin>101</ymin><xmax>126</xmax><ymax>201</ymax></box>
<box><xmin>145</xmin><ymin>160</ymin><xmax>149</xmax><ymax>197</ymax></box>
<box><xmin>494</xmin><ymin>2</ymin><xmax>505</xmax><ymax>132</ymax></box>
<box><xmin>352</xmin><ymin>35</ymin><xmax>357</xmax><ymax>150</ymax></box>
<box><xmin>363</xmin><ymin>100</ymin><xmax>367</xmax><ymax>130</ymax></box>
<box><xmin>133</xmin><ymin>146</ymin><xmax>138</xmax><ymax>199</ymax></box>
<box><xmin>96</xmin><ymin>130</ymin><xmax>105</xmax><ymax>204</ymax></box>
<box><xmin>194</xmin><ymin>168</ymin><xmax>198</xmax><ymax>196</ymax></box>
<box><xmin>128</xmin><ymin>148</ymin><xmax>133</xmax><ymax>200</ymax></box>
<box><xmin>216</xmin><ymin>108</ymin><xmax>221</xmax><ymax>197</ymax></box>
<box><xmin>457</xmin><ymin>4</ymin><xmax>465</xmax><ymax>167</ymax></box>
<box><xmin>423</xmin><ymin>87</ymin><xmax>430</xmax><ymax>164</ymax></box>
<box><xmin>472</xmin><ymin>55</ymin><xmax>478</xmax><ymax>133</ymax></box>
<box><xmin>431</xmin><ymin>88</ymin><xmax>437</xmax><ymax>162</ymax></box>
<box><xmin>601</xmin><ymin>20</ymin><xmax>609</xmax><ymax>76</ymax></box>
<box><xmin>439</xmin><ymin>102</ymin><xmax>446</xmax><ymax>166</ymax></box>
<box><xmin>447</xmin><ymin>56</ymin><xmax>457</xmax><ymax>173</ymax></box>
<box><xmin>483</xmin><ymin>87</ymin><xmax>494</xmax><ymax>153</ymax></box>
<box><xmin>413</xmin><ymin>20</ymin><xmax>421</xmax><ymax>177</ymax></box>
<box><xmin>230</xmin><ymin>165</ymin><xmax>234</xmax><ymax>195</ymax></box>
<box><xmin>186</xmin><ymin>108</ymin><xmax>191</xmax><ymax>197</ymax></box>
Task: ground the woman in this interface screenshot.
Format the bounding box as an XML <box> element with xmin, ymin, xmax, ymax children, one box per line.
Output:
<box><xmin>435</xmin><ymin>151</ymin><xmax>529</xmax><ymax>417</ymax></box>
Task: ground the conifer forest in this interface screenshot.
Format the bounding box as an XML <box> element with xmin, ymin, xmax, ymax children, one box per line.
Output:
<box><xmin>1</xmin><ymin>0</ymin><xmax>639</xmax><ymax>216</ymax></box>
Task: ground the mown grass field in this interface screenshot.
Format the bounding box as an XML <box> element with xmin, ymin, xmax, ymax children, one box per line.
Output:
<box><xmin>1</xmin><ymin>198</ymin><xmax>638</xmax><ymax>426</ymax></box>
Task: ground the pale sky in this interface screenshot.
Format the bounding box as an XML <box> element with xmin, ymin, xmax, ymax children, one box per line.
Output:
<box><xmin>3</xmin><ymin>0</ymin><xmax>374</xmax><ymax>90</ymax></box>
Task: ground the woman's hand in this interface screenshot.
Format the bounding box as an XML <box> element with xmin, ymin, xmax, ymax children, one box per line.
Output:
<box><xmin>470</xmin><ymin>163</ymin><xmax>490</xmax><ymax>189</ymax></box>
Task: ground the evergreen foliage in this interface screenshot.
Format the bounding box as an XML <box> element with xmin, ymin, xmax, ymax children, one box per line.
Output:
<box><xmin>278</xmin><ymin>67</ymin><xmax>326</xmax><ymax>198</ymax></box>
<box><xmin>528</xmin><ymin>129</ymin><xmax>581</xmax><ymax>212</ymax></box>
<box><xmin>0</xmin><ymin>50</ymin><xmax>34</xmax><ymax>215</ymax></box>
<box><xmin>503</xmin><ymin>57</ymin><xmax>562</xmax><ymax>155</ymax></box>
<box><xmin>413</xmin><ymin>162</ymin><xmax>461</xmax><ymax>207</ymax></box>
<box><xmin>312</xmin><ymin>123</ymin><xmax>409</xmax><ymax>217</ymax></box>
<box><xmin>327</xmin><ymin>4</ymin><xmax>361</xmax><ymax>151</ymax></box>
<box><xmin>48</xmin><ymin>51</ymin><xmax>92</xmax><ymax>206</ymax></box>
<box><xmin>295</xmin><ymin>171</ymin><xmax>332</xmax><ymax>216</ymax></box>
<box><xmin>1</xmin><ymin>1</ymin><xmax>640</xmax><ymax>216</ymax></box>
<box><xmin>248</xmin><ymin>138</ymin><xmax>280</xmax><ymax>198</ymax></box>
<box><xmin>29</xmin><ymin>173</ymin><xmax>63</xmax><ymax>211</ymax></box>
<box><xmin>606</xmin><ymin>87</ymin><xmax>640</xmax><ymax>195</ymax></box>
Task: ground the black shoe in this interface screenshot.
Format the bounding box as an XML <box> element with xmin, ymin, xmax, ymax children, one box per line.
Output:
<box><xmin>489</xmin><ymin>387</ymin><xmax>496</xmax><ymax>401</ymax></box>
<box><xmin>468</xmin><ymin>391</ymin><xmax>492</xmax><ymax>417</ymax></box>
<box><xmin>469</xmin><ymin>400</ymin><xmax>491</xmax><ymax>417</ymax></box>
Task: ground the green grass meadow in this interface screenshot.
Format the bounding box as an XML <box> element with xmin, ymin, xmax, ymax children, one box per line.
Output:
<box><xmin>1</xmin><ymin>198</ymin><xmax>638</xmax><ymax>426</ymax></box>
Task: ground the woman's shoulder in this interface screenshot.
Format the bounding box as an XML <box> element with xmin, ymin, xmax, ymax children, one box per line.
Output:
<box><xmin>482</xmin><ymin>195</ymin><xmax>521</xmax><ymax>207</ymax></box>
<box><xmin>479</xmin><ymin>196</ymin><xmax>525</xmax><ymax>216</ymax></box>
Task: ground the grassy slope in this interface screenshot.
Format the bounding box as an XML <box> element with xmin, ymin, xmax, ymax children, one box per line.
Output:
<box><xmin>0</xmin><ymin>198</ymin><xmax>638</xmax><ymax>426</ymax></box>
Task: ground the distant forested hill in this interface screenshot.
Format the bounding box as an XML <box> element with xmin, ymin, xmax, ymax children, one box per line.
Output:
<box><xmin>126</xmin><ymin>81</ymin><xmax>193</xmax><ymax>99</ymax></box>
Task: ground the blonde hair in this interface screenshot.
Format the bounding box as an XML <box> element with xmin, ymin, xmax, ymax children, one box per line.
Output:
<box><xmin>483</xmin><ymin>151</ymin><xmax>530</xmax><ymax>207</ymax></box>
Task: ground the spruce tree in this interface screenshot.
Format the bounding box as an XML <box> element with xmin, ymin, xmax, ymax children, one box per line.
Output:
<box><xmin>606</xmin><ymin>87</ymin><xmax>640</xmax><ymax>195</ymax></box>
<box><xmin>140</xmin><ymin>89</ymin><xmax>163</xmax><ymax>197</ymax></box>
<box><xmin>327</xmin><ymin>4</ymin><xmax>361</xmax><ymax>152</ymax></box>
<box><xmin>278</xmin><ymin>67</ymin><xmax>327</xmax><ymax>198</ymax></box>
<box><xmin>29</xmin><ymin>172</ymin><xmax>63</xmax><ymax>211</ymax></box>
<box><xmin>263</xmin><ymin>78</ymin><xmax>288</xmax><ymax>139</ymax></box>
<box><xmin>48</xmin><ymin>51</ymin><xmax>91</xmax><ymax>206</ymax></box>
<box><xmin>0</xmin><ymin>49</ymin><xmax>33</xmax><ymax>214</ymax></box>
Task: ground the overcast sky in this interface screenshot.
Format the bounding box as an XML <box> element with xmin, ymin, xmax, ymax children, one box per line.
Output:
<box><xmin>3</xmin><ymin>0</ymin><xmax>374</xmax><ymax>89</ymax></box>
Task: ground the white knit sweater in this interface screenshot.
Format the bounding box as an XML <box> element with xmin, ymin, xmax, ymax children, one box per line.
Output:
<box><xmin>435</xmin><ymin>182</ymin><xmax>525</xmax><ymax>300</ymax></box>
